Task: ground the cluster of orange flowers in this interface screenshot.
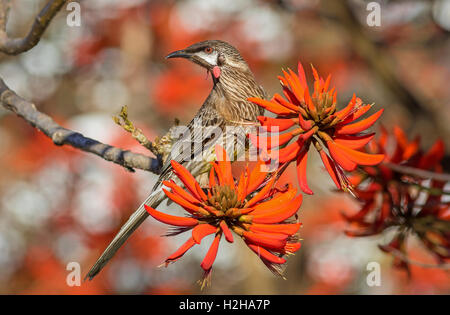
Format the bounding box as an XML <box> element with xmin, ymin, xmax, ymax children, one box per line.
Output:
<box><xmin>344</xmin><ymin>126</ymin><xmax>449</xmax><ymax>272</ymax></box>
<box><xmin>146</xmin><ymin>146</ymin><xmax>302</xmax><ymax>287</ymax></box>
<box><xmin>249</xmin><ymin>62</ymin><xmax>384</xmax><ymax>194</ymax></box>
<box><xmin>147</xmin><ymin>62</ymin><xmax>448</xmax><ymax>284</ymax></box>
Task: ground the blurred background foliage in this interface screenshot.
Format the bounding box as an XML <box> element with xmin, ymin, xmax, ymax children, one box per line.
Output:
<box><xmin>0</xmin><ymin>0</ymin><xmax>448</xmax><ymax>294</ymax></box>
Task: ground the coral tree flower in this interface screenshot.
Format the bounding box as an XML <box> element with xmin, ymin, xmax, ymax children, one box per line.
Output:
<box><xmin>145</xmin><ymin>145</ymin><xmax>302</xmax><ymax>287</ymax></box>
<box><xmin>344</xmin><ymin>126</ymin><xmax>449</xmax><ymax>271</ymax></box>
<box><xmin>248</xmin><ymin>62</ymin><xmax>384</xmax><ymax>194</ymax></box>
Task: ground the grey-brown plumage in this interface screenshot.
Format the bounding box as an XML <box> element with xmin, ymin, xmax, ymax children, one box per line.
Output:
<box><xmin>86</xmin><ymin>40</ymin><xmax>265</xmax><ymax>280</ymax></box>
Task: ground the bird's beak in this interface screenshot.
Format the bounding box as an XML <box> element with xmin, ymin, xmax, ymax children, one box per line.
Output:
<box><xmin>165</xmin><ymin>49</ymin><xmax>191</xmax><ymax>59</ymax></box>
<box><xmin>165</xmin><ymin>48</ymin><xmax>212</xmax><ymax>70</ymax></box>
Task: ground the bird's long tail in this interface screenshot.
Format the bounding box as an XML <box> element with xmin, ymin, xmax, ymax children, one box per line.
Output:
<box><xmin>85</xmin><ymin>188</ymin><xmax>166</xmax><ymax>280</ymax></box>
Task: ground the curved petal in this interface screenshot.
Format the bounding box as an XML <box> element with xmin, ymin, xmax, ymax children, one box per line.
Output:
<box><xmin>251</xmin><ymin>194</ymin><xmax>303</xmax><ymax>224</ymax></box>
<box><xmin>245</xmin><ymin>160</ymin><xmax>269</xmax><ymax>195</ymax></box>
<box><xmin>163</xmin><ymin>180</ymin><xmax>201</xmax><ymax>204</ymax></box>
<box><xmin>245</xmin><ymin>175</ymin><xmax>276</xmax><ymax>207</ymax></box>
<box><xmin>171</xmin><ymin>161</ymin><xmax>207</xmax><ymax>201</ymax></box>
<box><xmin>335</xmin><ymin>109</ymin><xmax>384</xmax><ymax>135</ymax></box>
<box><xmin>249</xmin><ymin>223</ymin><xmax>302</xmax><ymax>235</ymax></box>
<box><xmin>162</xmin><ymin>188</ymin><xmax>205</xmax><ymax>216</ymax></box>
<box><xmin>248</xmin><ymin>97</ymin><xmax>295</xmax><ymax>115</ymax></box>
<box><xmin>332</xmin><ymin>141</ymin><xmax>385</xmax><ymax>166</ymax></box>
<box><xmin>250</xmin><ymin>185</ymin><xmax>298</xmax><ymax>215</ymax></box>
<box><xmin>296</xmin><ymin>149</ymin><xmax>313</xmax><ymax>194</ymax></box>
<box><xmin>219</xmin><ymin>221</ymin><xmax>234</xmax><ymax>243</ymax></box>
<box><xmin>333</xmin><ymin>133</ymin><xmax>375</xmax><ymax>150</ymax></box>
<box><xmin>247</xmin><ymin>244</ymin><xmax>286</xmax><ymax>264</ymax></box>
<box><xmin>145</xmin><ymin>205</ymin><xmax>198</xmax><ymax>227</ymax></box>
<box><xmin>257</xmin><ymin>116</ymin><xmax>296</xmax><ymax>132</ymax></box>
<box><xmin>200</xmin><ymin>234</ymin><xmax>221</xmax><ymax>271</ymax></box>
<box><xmin>318</xmin><ymin>149</ymin><xmax>341</xmax><ymax>189</ymax></box>
<box><xmin>192</xmin><ymin>224</ymin><xmax>217</xmax><ymax>244</ymax></box>
<box><xmin>214</xmin><ymin>145</ymin><xmax>234</xmax><ymax>186</ymax></box>
<box><xmin>327</xmin><ymin>141</ymin><xmax>357</xmax><ymax>171</ymax></box>
<box><xmin>164</xmin><ymin>237</ymin><xmax>196</xmax><ymax>265</ymax></box>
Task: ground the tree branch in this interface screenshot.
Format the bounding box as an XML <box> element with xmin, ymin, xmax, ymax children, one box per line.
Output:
<box><xmin>0</xmin><ymin>78</ymin><xmax>162</xmax><ymax>173</ymax></box>
<box><xmin>384</xmin><ymin>245</ymin><xmax>450</xmax><ymax>270</ymax></box>
<box><xmin>0</xmin><ymin>0</ymin><xmax>68</xmax><ymax>55</ymax></box>
<box><xmin>383</xmin><ymin>162</ymin><xmax>450</xmax><ymax>182</ymax></box>
<box><xmin>321</xmin><ymin>1</ymin><xmax>437</xmax><ymax>122</ymax></box>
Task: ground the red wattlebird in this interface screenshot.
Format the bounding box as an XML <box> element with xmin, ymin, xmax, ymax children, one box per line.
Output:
<box><xmin>86</xmin><ymin>40</ymin><xmax>265</xmax><ymax>280</ymax></box>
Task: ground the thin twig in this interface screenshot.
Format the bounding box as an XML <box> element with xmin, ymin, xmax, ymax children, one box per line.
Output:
<box><xmin>321</xmin><ymin>0</ymin><xmax>437</xmax><ymax>122</ymax></box>
<box><xmin>384</xmin><ymin>246</ymin><xmax>450</xmax><ymax>270</ymax></box>
<box><xmin>384</xmin><ymin>162</ymin><xmax>450</xmax><ymax>182</ymax></box>
<box><xmin>0</xmin><ymin>0</ymin><xmax>68</xmax><ymax>55</ymax></box>
<box><xmin>402</xmin><ymin>181</ymin><xmax>450</xmax><ymax>196</ymax></box>
<box><xmin>0</xmin><ymin>78</ymin><xmax>162</xmax><ymax>173</ymax></box>
<box><xmin>113</xmin><ymin>105</ymin><xmax>159</xmax><ymax>155</ymax></box>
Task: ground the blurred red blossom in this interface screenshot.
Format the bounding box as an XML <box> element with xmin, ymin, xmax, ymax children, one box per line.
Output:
<box><xmin>145</xmin><ymin>146</ymin><xmax>302</xmax><ymax>288</ymax></box>
<box><xmin>249</xmin><ymin>62</ymin><xmax>384</xmax><ymax>195</ymax></box>
<box><xmin>344</xmin><ymin>126</ymin><xmax>449</xmax><ymax>272</ymax></box>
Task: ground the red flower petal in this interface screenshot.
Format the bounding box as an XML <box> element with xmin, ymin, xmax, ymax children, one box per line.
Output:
<box><xmin>332</xmin><ymin>141</ymin><xmax>385</xmax><ymax>166</ymax></box>
<box><xmin>327</xmin><ymin>141</ymin><xmax>358</xmax><ymax>171</ymax></box>
<box><xmin>318</xmin><ymin>149</ymin><xmax>341</xmax><ymax>190</ymax></box>
<box><xmin>335</xmin><ymin>94</ymin><xmax>356</xmax><ymax>120</ymax></box>
<box><xmin>251</xmin><ymin>194</ymin><xmax>303</xmax><ymax>224</ymax></box>
<box><xmin>246</xmin><ymin>160</ymin><xmax>268</xmax><ymax>195</ymax></box>
<box><xmin>250</xmin><ymin>223</ymin><xmax>302</xmax><ymax>235</ymax></box>
<box><xmin>285</xmin><ymin>69</ymin><xmax>305</xmax><ymax>103</ymax></box>
<box><xmin>209</xmin><ymin>167</ymin><xmax>217</xmax><ymax>189</ymax></box>
<box><xmin>220</xmin><ymin>221</ymin><xmax>234</xmax><ymax>243</ymax></box>
<box><xmin>273</xmin><ymin>93</ymin><xmax>300</xmax><ymax>112</ymax></box>
<box><xmin>304</xmin><ymin>86</ymin><xmax>316</xmax><ymax>113</ymax></box>
<box><xmin>248</xmin><ymin>97</ymin><xmax>295</xmax><ymax>115</ymax></box>
<box><xmin>250</xmin><ymin>185</ymin><xmax>297</xmax><ymax>215</ymax></box>
<box><xmin>419</xmin><ymin>139</ymin><xmax>444</xmax><ymax>169</ymax></box>
<box><xmin>162</xmin><ymin>188</ymin><xmax>204</xmax><ymax>215</ymax></box>
<box><xmin>342</xmin><ymin>201</ymin><xmax>375</xmax><ymax>222</ymax></box>
<box><xmin>145</xmin><ymin>205</ymin><xmax>198</xmax><ymax>227</ymax></box>
<box><xmin>245</xmin><ymin>175</ymin><xmax>276</xmax><ymax>207</ymax></box>
<box><xmin>257</xmin><ymin>116</ymin><xmax>296</xmax><ymax>132</ymax></box>
<box><xmin>276</xmin><ymin>138</ymin><xmax>303</xmax><ymax>163</ymax></box>
<box><xmin>298</xmin><ymin>114</ymin><xmax>314</xmax><ymax>130</ymax></box>
<box><xmin>165</xmin><ymin>237</ymin><xmax>196</xmax><ymax>265</ymax></box>
<box><xmin>236</xmin><ymin>171</ymin><xmax>247</xmax><ymax>202</ymax></box>
<box><xmin>200</xmin><ymin>233</ymin><xmax>221</xmax><ymax>271</ymax></box>
<box><xmin>243</xmin><ymin>231</ymin><xmax>287</xmax><ymax>250</ymax></box>
<box><xmin>215</xmin><ymin>145</ymin><xmax>234</xmax><ymax>186</ymax></box>
<box><xmin>296</xmin><ymin>149</ymin><xmax>313</xmax><ymax>194</ymax></box>
<box><xmin>163</xmin><ymin>180</ymin><xmax>200</xmax><ymax>204</ymax></box>
<box><xmin>335</xmin><ymin>109</ymin><xmax>384</xmax><ymax>135</ymax></box>
<box><xmin>249</xmin><ymin>132</ymin><xmax>294</xmax><ymax>149</ymax></box>
<box><xmin>171</xmin><ymin>160</ymin><xmax>207</xmax><ymax>201</ymax></box>
<box><xmin>336</xmin><ymin>104</ymin><xmax>372</xmax><ymax>126</ymax></box>
<box><xmin>402</xmin><ymin>136</ymin><xmax>420</xmax><ymax>160</ymax></box>
<box><xmin>333</xmin><ymin>133</ymin><xmax>375</xmax><ymax>150</ymax></box>
<box><xmin>297</xmin><ymin>62</ymin><xmax>307</xmax><ymax>87</ymax></box>
<box><xmin>283</xmin><ymin>242</ymin><xmax>301</xmax><ymax>254</ymax></box>
<box><xmin>247</xmin><ymin>244</ymin><xmax>286</xmax><ymax>264</ymax></box>
<box><xmin>192</xmin><ymin>224</ymin><xmax>217</xmax><ymax>244</ymax></box>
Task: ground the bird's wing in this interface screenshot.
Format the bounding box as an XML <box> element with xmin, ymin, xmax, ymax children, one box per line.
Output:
<box><xmin>153</xmin><ymin>105</ymin><xmax>225</xmax><ymax>189</ymax></box>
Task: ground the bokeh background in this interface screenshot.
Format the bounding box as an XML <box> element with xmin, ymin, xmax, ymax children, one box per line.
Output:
<box><xmin>0</xmin><ymin>0</ymin><xmax>449</xmax><ymax>294</ymax></box>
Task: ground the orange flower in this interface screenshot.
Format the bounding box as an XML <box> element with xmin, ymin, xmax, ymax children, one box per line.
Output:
<box><xmin>344</xmin><ymin>127</ymin><xmax>449</xmax><ymax>272</ymax></box>
<box><xmin>145</xmin><ymin>145</ymin><xmax>302</xmax><ymax>288</ymax></box>
<box><xmin>345</xmin><ymin>126</ymin><xmax>446</xmax><ymax>235</ymax></box>
<box><xmin>249</xmin><ymin>62</ymin><xmax>384</xmax><ymax>194</ymax></box>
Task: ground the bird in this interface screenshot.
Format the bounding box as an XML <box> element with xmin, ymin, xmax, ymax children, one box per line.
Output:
<box><xmin>86</xmin><ymin>40</ymin><xmax>266</xmax><ymax>280</ymax></box>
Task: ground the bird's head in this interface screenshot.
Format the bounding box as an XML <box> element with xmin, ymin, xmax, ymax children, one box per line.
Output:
<box><xmin>165</xmin><ymin>40</ymin><xmax>249</xmax><ymax>80</ymax></box>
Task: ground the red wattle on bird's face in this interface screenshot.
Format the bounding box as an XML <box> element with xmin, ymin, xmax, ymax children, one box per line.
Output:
<box><xmin>213</xmin><ymin>66</ymin><xmax>221</xmax><ymax>78</ymax></box>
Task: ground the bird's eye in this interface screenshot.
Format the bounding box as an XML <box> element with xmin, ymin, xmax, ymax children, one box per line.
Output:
<box><xmin>204</xmin><ymin>47</ymin><xmax>213</xmax><ymax>54</ymax></box>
